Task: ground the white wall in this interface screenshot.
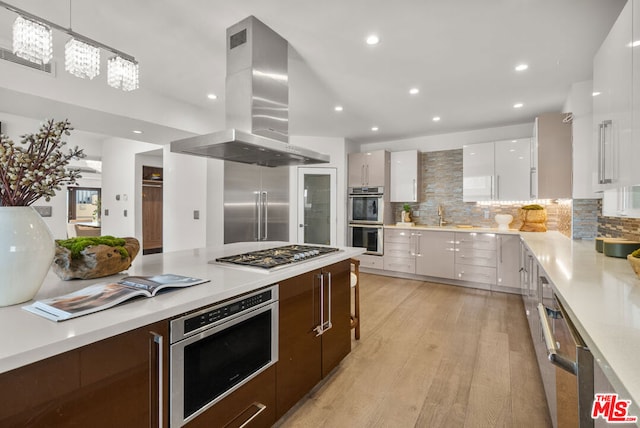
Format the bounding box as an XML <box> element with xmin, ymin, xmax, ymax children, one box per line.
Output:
<box><xmin>360</xmin><ymin>122</ymin><xmax>533</xmax><ymax>153</ymax></box>
<box><xmin>162</xmin><ymin>148</ymin><xmax>208</xmax><ymax>252</ymax></box>
<box><xmin>101</xmin><ymin>137</ymin><xmax>159</xmax><ymax>239</ymax></box>
<box><xmin>563</xmin><ymin>80</ymin><xmax>601</xmax><ymax>199</ymax></box>
<box><xmin>206</xmin><ymin>159</ymin><xmax>225</xmax><ymax>247</ymax></box>
<box><xmin>288</xmin><ymin>136</ymin><xmax>349</xmax><ymax>246</ymax></box>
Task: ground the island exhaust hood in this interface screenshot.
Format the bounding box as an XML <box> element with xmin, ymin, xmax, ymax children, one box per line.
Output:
<box><xmin>170</xmin><ymin>16</ymin><xmax>329</xmax><ymax>167</ymax></box>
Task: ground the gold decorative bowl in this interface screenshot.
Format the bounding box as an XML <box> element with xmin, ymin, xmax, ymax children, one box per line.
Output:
<box><xmin>627</xmin><ymin>255</ymin><xmax>640</xmax><ymax>278</ymax></box>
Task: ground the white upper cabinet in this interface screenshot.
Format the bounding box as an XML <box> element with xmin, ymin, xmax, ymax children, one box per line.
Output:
<box><xmin>463</xmin><ymin>139</ymin><xmax>531</xmax><ymax>202</ymax></box>
<box><xmin>463</xmin><ymin>142</ymin><xmax>495</xmax><ymax>202</ymax></box>
<box><xmin>390</xmin><ymin>150</ymin><xmax>421</xmax><ymax>202</ymax></box>
<box><xmin>494</xmin><ymin>139</ymin><xmax>532</xmax><ymax>201</ymax></box>
<box><xmin>592</xmin><ymin>0</ymin><xmax>634</xmax><ymax>191</ymax></box>
<box><xmin>348</xmin><ymin>150</ymin><xmax>389</xmax><ymax>188</ymax></box>
<box><xmin>533</xmin><ymin>113</ymin><xmax>573</xmax><ymax>199</ymax></box>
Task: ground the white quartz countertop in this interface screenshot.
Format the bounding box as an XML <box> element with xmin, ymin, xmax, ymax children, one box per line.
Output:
<box><xmin>0</xmin><ymin>242</ymin><xmax>364</xmax><ymax>374</ymax></box>
<box><xmin>520</xmin><ymin>231</ymin><xmax>640</xmax><ymax>417</ymax></box>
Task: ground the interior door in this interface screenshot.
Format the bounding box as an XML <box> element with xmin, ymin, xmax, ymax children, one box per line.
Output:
<box><xmin>297</xmin><ymin>168</ymin><xmax>337</xmax><ymax>246</ymax></box>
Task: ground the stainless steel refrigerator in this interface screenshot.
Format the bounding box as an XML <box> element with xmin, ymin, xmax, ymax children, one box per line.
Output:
<box><xmin>224</xmin><ymin>161</ymin><xmax>289</xmax><ymax>244</ymax></box>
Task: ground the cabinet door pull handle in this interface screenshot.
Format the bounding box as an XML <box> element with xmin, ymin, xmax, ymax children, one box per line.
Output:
<box><xmin>324</xmin><ymin>272</ymin><xmax>333</xmax><ymax>332</ymax></box>
<box><xmin>227</xmin><ymin>402</ymin><xmax>267</xmax><ymax>428</ymax></box>
<box><xmin>316</xmin><ymin>273</ymin><xmax>325</xmax><ymax>336</ymax></box>
<box><xmin>150</xmin><ymin>331</ymin><xmax>163</xmax><ymax>428</ymax></box>
<box><xmin>413</xmin><ymin>178</ymin><xmax>417</xmax><ymax>201</ymax></box>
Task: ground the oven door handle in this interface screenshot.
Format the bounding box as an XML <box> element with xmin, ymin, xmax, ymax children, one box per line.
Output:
<box><xmin>537</xmin><ymin>303</ymin><xmax>577</xmax><ymax>375</ymax></box>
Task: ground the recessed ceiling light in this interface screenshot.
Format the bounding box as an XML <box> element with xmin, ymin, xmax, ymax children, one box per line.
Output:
<box><xmin>432</xmin><ymin>116</ymin><xmax>441</xmax><ymax>122</ymax></box>
<box><xmin>366</xmin><ymin>34</ymin><xmax>380</xmax><ymax>45</ymax></box>
<box><xmin>371</xmin><ymin>126</ymin><xmax>379</xmax><ymax>132</ymax></box>
<box><xmin>207</xmin><ymin>93</ymin><xmax>218</xmax><ymax>100</ymax></box>
<box><xmin>515</xmin><ymin>64</ymin><xmax>528</xmax><ymax>71</ymax></box>
<box><xmin>513</xmin><ymin>103</ymin><xmax>524</xmax><ymax>109</ymax></box>
<box><xmin>592</xmin><ymin>91</ymin><xmax>601</xmax><ymax>97</ymax></box>
<box><xmin>132</xmin><ymin>130</ymin><xmax>143</xmax><ymax>134</ymax></box>
<box><xmin>409</xmin><ymin>88</ymin><xmax>420</xmax><ymax>95</ymax></box>
<box><xmin>334</xmin><ymin>105</ymin><xmax>343</xmax><ymax>112</ymax></box>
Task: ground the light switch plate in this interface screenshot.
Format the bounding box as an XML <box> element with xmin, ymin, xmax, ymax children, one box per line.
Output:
<box><xmin>194</xmin><ymin>210</ymin><xmax>200</xmax><ymax>220</ymax></box>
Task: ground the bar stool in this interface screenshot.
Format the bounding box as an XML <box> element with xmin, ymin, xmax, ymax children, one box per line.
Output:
<box><xmin>350</xmin><ymin>258</ymin><xmax>361</xmax><ymax>340</ymax></box>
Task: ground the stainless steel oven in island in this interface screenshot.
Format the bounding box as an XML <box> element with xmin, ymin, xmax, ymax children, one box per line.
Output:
<box><xmin>169</xmin><ymin>285</ymin><xmax>278</xmax><ymax>427</ymax></box>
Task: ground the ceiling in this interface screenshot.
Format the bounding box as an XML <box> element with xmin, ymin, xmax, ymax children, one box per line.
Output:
<box><xmin>0</xmin><ymin>0</ymin><xmax>628</xmax><ymax>145</ymax></box>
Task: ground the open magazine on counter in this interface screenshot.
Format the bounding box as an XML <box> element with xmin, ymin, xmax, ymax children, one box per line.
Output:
<box><xmin>23</xmin><ymin>274</ymin><xmax>209</xmax><ymax>322</ymax></box>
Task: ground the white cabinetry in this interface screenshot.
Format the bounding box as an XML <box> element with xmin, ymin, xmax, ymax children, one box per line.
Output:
<box><xmin>348</xmin><ymin>150</ymin><xmax>389</xmax><ymax>188</ymax></box>
<box><xmin>390</xmin><ymin>150</ymin><xmax>421</xmax><ymax>202</ymax></box>
<box><xmin>415</xmin><ymin>230</ymin><xmax>456</xmax><ymax>279</ymax></box>
<box><xmin>592</xmin><ymin>1</ymin><xmax>634</xmax><ymax>192</ymax></box>
<box><xmin>454</xmin><ymin>232</ymin><xmax>496</xmax><ymax>286</ymax></box>
<box><xmin>463</xmin><ymin>139</ymin><xmax>531</xmax><ymax>202</ymax></box>
<box><xmin>494</xmin><ymin>140</ymin><xmax>532</xmax><ymax>201</ymax></box>
<box><xmin>495</xmin><ymin>234</ymin><xmax>521</xmax><ymax>293</ymax></box>
<box><xmin>463</xmin><ymin>142</ymin><xmax>494</xmax><ymax>202</ymax></box>
<box><xmin>532</xmin><ymin>113</ymin><xmax>573</xmax><ymax>199</ymax></box>
<box><xmin>383</xmin><ymin>228</ymin><xmax>415</xmax><ymax>273</ymax></box>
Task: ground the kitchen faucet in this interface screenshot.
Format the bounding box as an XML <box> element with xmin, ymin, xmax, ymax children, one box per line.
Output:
<box><xmin>437</xmin><ymin>204</ymin><xmax>446</xmax><ymax>227</ymax></box>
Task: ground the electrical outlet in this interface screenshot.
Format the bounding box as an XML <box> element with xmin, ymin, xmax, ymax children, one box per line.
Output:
<box><xmin>104</xmin><ymin>209</ymin><xmax>109</xmax><ymax>216</ymax></box>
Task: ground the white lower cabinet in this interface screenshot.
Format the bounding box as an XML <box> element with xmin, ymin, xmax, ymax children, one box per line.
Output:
<box><xmin>454</xmin><ymin>232</ymin><xmax>496</xmax><ymax>286</ymax></box>
<box><xmin>495</xmin><ymin>234</ymin><xmax>522</xmax><ymax>293</ymax></box>
<box><xmin>378</xmin><ymin>229</ymin><xmax>522</xmax><ymax>294</ymax></box>
<box><xmin>415</xmin><ymin>231</ymin><xmax>456</xmax><ymax>279</ymax></box>
<box><xmin>383</xmin><ymin>229</ymin><xmax>415</xmax><ymax>273</ymax></box>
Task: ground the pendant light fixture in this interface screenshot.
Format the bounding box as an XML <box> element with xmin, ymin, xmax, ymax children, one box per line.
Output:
<box><xmin>12</xmin><ymin>15</ymin><xmax>53</xmax><ymax>64</ymax></box>
<box><xmin>64</xmin><ymin>1</ymin><xmax>100</xmax><ymax>80</ymax></box>
<box><xmin>0</xmin><ymin>0</ymin><xmax>138</xmax><ymax>90</ymax></box>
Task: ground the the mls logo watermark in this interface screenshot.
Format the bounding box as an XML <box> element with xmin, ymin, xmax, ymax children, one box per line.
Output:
<box><xmin>591</xmin><ymin>393</ymin><xmax>638</xmax><ymax>423</ymax></box>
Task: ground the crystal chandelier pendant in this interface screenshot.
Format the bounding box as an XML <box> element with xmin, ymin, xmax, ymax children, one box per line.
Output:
<box><xmin>12</xmin><ymin>16</ymin><xmax>53</xmax><ymax>65</ymax></box>
<box><xmin>107</xmin><ymin>56</ymin><xmax>139</xmax><ymax>91</ymax></box>
<box><xmin>65</xmin><ymin>38</ymin><xmax>100</xmax><ymax>79</ymax></box>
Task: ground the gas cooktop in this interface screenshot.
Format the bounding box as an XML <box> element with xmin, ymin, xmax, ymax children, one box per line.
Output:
<box><xmin>214</xmin><ymin>244</ymin><xmax>340</xmax><ymax>270</ymax></box>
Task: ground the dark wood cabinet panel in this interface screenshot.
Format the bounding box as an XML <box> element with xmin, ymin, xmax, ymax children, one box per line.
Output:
<box><xmin>276</xmin><ymin>270</ymin><xmax>323</xmax><ymax>418</ymax></box>
<box><xmin>276</xmin><ymin>261</ymin><xmax>351</xmax><ymax>418</ymax></box>
<box><xmin>185</xmin><ymin>365</ymin><xmax>276</xmax><ymax>428</ymax></box>
<box><xmin>0</xmin><ymin>321</ymin><xmax>169</xmax><ymax>427</ymax></box>
<box><xmin>320</xmin><ymin>260</ymin><xmax>351</xmax><ymax>377</ymax></box>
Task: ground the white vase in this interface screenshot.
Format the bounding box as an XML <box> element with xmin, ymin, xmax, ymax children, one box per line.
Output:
<box><xmin>0</xmin><ymin>206</ymin><xmax>55</xmax><ymax>306</ymax></box>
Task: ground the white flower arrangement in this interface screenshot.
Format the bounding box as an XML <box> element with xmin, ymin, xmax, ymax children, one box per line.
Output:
<box><xmin>0</xmin><ymin>119</ymin><xmax>85</xmax><ymax>206</ymax></box>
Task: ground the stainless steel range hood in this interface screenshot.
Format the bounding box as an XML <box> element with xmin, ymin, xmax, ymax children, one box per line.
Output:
<box><xmin>171</xmin><ymin>16</ymin><xmax>329</xmax><ymax>167</ymax></box>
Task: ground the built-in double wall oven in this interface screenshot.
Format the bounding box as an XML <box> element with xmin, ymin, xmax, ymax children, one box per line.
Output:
<box><xmin>169</xmin><ymin>285</ymin><xmax>278</xmax><ymax>427</ymax></box>
<box><xmin>348</xmin><ymin>187</ymin><xmax>385</xmax><ymax>255</ymax></box>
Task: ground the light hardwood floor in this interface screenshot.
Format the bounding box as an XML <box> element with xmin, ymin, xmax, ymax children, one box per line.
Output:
<box><xmin>274</xmin><ymin>273</ymin><xmax>552</xmax><ymax>428</ymax></box>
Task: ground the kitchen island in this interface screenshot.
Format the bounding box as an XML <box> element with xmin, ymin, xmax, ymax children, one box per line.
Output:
<box><xmin>0</xmin><ymin>241</ymin><xmax>363</xmax><ymax>427</ymax></box>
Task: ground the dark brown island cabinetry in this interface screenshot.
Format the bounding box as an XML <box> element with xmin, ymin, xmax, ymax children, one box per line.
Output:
<box><xmin>0</xmin><ymin>320</ymin><xmax>169</xmax><ymax>427</ymax></box>
<box><xmin>276</xmin><ymin>260</ymin><xmax>351</xmax><ymax>418</ymax></box>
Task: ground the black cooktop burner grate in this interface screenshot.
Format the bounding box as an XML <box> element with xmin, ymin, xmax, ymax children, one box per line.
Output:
<box><xmin>215</xmin><ymin>244</ymin><xmax>340</xmax><ymax>269</ymax></box>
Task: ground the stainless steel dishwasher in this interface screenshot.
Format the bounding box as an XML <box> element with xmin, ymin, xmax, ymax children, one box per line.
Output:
<box><xmin>538</xmin><ymin>292</ymin><xmax>594</xmax><ymax>428</ymax></box>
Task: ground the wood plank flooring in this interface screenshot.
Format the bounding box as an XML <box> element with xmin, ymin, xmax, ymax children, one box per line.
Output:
<box><xmin>274</xmin><ymin>273</ymin><xmax>552</xmax><ymax>428</ymax></box>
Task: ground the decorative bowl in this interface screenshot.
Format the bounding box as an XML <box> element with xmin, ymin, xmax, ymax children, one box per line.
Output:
<box><xmin>494</xmin><ymin>214</ymin><xmax>513</xmax><ymax>231</ymax></box>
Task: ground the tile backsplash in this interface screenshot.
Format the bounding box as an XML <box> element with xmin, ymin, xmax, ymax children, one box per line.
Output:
<box><xmin>598</xmin><ymin>215</ymin><xmax>640</xmax><ymax>240</ymax></box>
<box><xmin>390</xmin><ymin>149</ymin><xmax>573</xmax><ymax>237</ymax></box>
